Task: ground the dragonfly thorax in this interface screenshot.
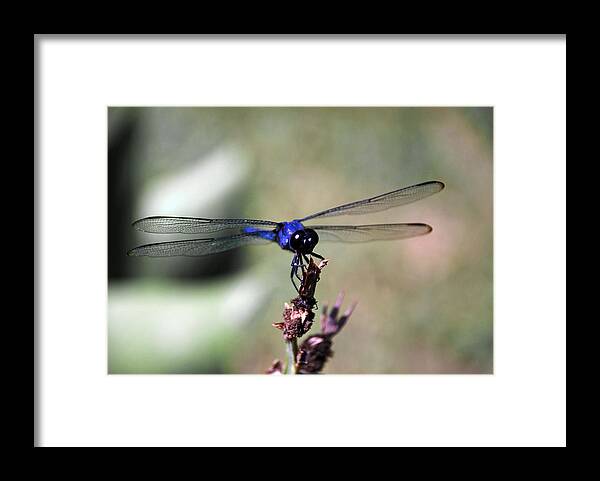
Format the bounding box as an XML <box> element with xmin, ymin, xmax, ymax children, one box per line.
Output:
<box><xmin>289</xmin><ymin>228</ymin><xmax>319</xmax><ymax>254</ymax></box>
<box><xmin>276</xmin><ymin>220</ymin><xmax>319</xmax><ymax>253</ymax></box>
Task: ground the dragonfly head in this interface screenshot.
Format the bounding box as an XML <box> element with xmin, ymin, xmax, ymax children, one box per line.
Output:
<box><xmin>290</xmin><ymin>228</ymin><xmax>319</xmax><ymax>254</ymax></box>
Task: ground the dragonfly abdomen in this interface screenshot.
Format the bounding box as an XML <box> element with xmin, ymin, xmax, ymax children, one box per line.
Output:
<box><xmin>242</xmin><ymin>227</ymin><xmax>277</xmax><ymax>242</ymax></box>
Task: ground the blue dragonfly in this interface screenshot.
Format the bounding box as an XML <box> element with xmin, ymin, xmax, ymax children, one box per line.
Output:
<box><xmin>128</xmin><ymin>180</ymin><xmax>445</xmax><ymax>291</ymax></box>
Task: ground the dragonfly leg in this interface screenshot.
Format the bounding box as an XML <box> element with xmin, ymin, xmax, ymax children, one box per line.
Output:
<box><xmin>311</xmin><ymin>251</ymin><xmax>325</xmax><ymax>261</ymax></box>
<box><xmin>290</xmin><ymin>253</ymin><xmax>302</xmax><ymax>292</ymax></box>
<box><xmin>290</xmin><ymin>268</ymin><xmax>300</xmax><ymax>293</ymax></box>
<box><xmin>295</xmin><ymin>252</ymin><xmax>305</xmax><ymax>281</ymax></box>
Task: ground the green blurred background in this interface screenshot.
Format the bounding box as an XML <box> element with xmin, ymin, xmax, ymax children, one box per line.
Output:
<box><xmin>108</xmin><ymin>107</ymin><xmax>493</xmax><ymax>374</ymax></box>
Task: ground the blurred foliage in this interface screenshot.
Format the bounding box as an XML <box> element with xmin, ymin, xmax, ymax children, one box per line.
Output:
<box><xmin>108</xmin><ymin>107</ymin><xmax>493</xmax><ymax>374</ymax></box>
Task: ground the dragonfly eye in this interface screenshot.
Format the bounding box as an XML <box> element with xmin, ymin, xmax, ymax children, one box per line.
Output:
<box><xmin>290</xmin><ymin>229</ymin><xmax>319</xmax><ymax>253</ymax></box>
<box><xmin>289</xmin><ymin>230</ymin><xmax>307</xmax><ymax>252</ymax></box>
<box><xmin>303</xmin><ymin>228</ymin><xmax>319</xmax><ymax>253</ymax></box>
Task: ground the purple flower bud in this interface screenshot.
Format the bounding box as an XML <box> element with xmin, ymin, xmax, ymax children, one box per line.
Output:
<box><xmin>296</xmin><ymin>292</ymin><xmax>357</xmax><ymax>374</ymax></box>
<box><xmin>297</xmin><ymin>335</ymin><xmax>333</xmax><ymax>374</ymax></box>
<box><xmin>321</xmin><ymin>292</ymin><xmax>357</xmax><ymax>336</ymax></box>
<box><xmin>266</xmin><ymin>360</ymin><xmax>283</xmax><ymax>375</ymax></box>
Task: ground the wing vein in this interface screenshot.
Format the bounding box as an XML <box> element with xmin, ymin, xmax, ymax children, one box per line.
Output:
<box><xmin>299</xmin><ymin>181</ymin><xmax>444</xmax><ymax>221</ymax></box>
<box><xmin>132</xmin><ymin>216</ymin><xmax>278</xmax><ymax>234</ymax></box>
<box><xmin>308</xmin><ymin>223</ymin><xmax>433</xmax><ymax>242</ymax></box>
<box><xmin>127</xmin><ymin>232</ymin><xmax>272</xmax><ymax>257</ymax></box>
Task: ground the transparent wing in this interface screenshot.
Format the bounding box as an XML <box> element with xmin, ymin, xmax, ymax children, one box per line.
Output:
<box><xmin>299</xmin><ymin>181</ymin><xmax>444</xmax><ymax>222</ymax></box>
<box><xmin>132</xmin><ymin>216</ymin><xmax>278</xmax><ymax>234</ymax></box>
<box><xmin>309</xmin><ymin>223</ymin><xmax>433</xmax><ymax>243</ymax></box>
<box><xmin>127</xmin><ymin>232</ymin><xmax>272</xmax><ymax>257</ymax></box>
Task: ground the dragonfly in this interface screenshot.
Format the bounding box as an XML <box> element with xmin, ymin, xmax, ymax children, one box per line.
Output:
<box><xmin>128</xmin><ymin>180</ymin><xmax>445</xmax><ymax>291</ymax></box>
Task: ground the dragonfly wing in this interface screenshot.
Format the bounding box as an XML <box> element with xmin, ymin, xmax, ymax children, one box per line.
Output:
<box><xmin>127</xmin><ymin>232</ymin><xmax>272</xmax><ymax>257</ymax></box>
<box><xmin>299</xmin><ymin>181</ymin><xmax>444</xmax><ymax>221</ymax></box>
<box><xmin>132</xmin><ymin>216</ymin><xmax>278</xmax><ymax>234</ymax></box>
<box><xmin>309</xmin><ymin>223</ymin><xmax>433</xmax><ymax>243</ymax></box>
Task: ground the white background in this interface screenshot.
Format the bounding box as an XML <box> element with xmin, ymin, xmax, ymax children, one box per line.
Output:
<box><xmin>36</xmin><ymin>36</ymin><xmax>566</xmax><ymax>447</ymax></box>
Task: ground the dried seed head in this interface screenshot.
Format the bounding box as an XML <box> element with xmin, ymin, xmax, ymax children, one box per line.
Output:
<box><xmin>278</xmin><ymin>302</ymin><xmax>315</xmax><ymax>340</ymax></box>
<box><xmin>273</xmin><ymin>259</ymin><xmax>328</xmax><ymax>341</ymax></box>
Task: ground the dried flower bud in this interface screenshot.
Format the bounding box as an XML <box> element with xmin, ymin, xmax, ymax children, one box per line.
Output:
<box><xmin>266</xmin><ymin>359</ymin><xmax>283</xmax><ymax>375</ymax></box>
<box><xmin>298</xmin><ymin>258</ymin><xmax>327</xmax><ymax>302</ymax></box>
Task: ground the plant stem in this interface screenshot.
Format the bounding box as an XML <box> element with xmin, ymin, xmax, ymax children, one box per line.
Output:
<box><xmin>286</xmin><ymin>338</ymin><xmax>299</xmax><ymax>374</ymax></box>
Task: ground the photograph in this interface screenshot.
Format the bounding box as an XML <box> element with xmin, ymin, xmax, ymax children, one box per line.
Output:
<box><xmin>36</xmin><ymin>35</ymin><xmax>566</xmax><ymax>447</ymax></box>
<box><xmin>108</xmin><ymin>106</ymin><xmax>493</xmax><ymax>374</ymax></box>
